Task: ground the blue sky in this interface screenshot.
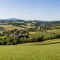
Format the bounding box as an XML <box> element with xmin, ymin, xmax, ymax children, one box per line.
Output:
<box><xmin>0</xmin><ymin>0</ymin><xmax>60</xmax><ymax>21</ymax></box>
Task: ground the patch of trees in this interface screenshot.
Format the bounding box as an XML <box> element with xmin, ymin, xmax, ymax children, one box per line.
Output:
<box><xmin>31</xmin><ymin>33</ymin><xmax>60</xmax><ymax>41</ymax></box>
<box><xmin>28</xmin><ymin>28</ymin><xmax>36</xmax><ymax>31</ymax></box>
<box><xmin>0</xmin><ymin>26</ymin><xmax>60</xmax><ymax>45</ymax></box>
<box><xmin>0</xmin><ymin>32</ymin><xmax>60</xmax><ymax>45</ymax></box>
<box><xmin>11</xmin><ymin>22</ymin><xmax>26</xmax><ymax>27</ymax></box>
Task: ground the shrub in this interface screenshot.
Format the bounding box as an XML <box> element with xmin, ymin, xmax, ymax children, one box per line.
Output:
<box><xmin>0</xmin><ymin>40</ymin><xmax>2</xmax><ymax>45</ymax></box>
<box><xmin>6</xmin><ymin>37</ymin><xmax>12</xmax><ymax>45</ymax></box>
<box><xmin>20</xmin><ymin>38</ymin><xmax>24</xmax><ymax>43</ymax></box>
<box><xmin>26</xmin><ymin>38</ymin><xmax>33</xmax><ymax>42</ymax></box>
<box><xmin>17</xmin><ymin>38</ymin><xmax>20</xmax><ymax>44</ymax></box>
<box><xmin>28</xmin><ymin>28</ymin><xmax>36</xmax><ymax>31</ymax></box>
<box><xmin>11</xmin><ymin>40</ymin><xmax>17</xmax><ymax>45</ymax></box>
<box><xmin>1</xmin><ymin>36</ymin><xmax>7</xmax><ymax>45</ymax></box>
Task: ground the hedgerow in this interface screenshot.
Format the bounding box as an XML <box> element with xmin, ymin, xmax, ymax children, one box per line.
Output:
<box><xmin>0</xmin><ymin>32</ymin><xmax>60</xmax><ymax>45</ymax></box>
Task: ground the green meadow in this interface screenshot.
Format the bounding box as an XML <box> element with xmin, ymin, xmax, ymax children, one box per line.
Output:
<box><xmin>0</xmin><ymin>25</ymin><xmax>23</xmax><ymax>30</ymax></box>
<box><xmin>0</xmin><ymin>0</ymin><xmax>60</xmax><ymax>60</ymax></box>
<box><xmin>0</xmin><ymin>39</ymin><xmax>60</xmax><ymax>60</ymax></box>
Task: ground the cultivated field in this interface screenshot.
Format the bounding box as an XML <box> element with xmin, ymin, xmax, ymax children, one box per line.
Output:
<box><xmin>0</xmin><ymin>39</ymin><xmax>60</xmax><ymax>60</ymax></box>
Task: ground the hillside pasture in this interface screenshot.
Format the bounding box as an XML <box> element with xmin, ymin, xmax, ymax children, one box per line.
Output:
<box><xmin>0</xmin><ymin>25</ymin><xmax>24</xmax><ymax>30</ymax></box>
<box><xmin>47</xmin><ymin>29</ymin><xmax>60</xmax><ymax>34</ymax></box>
<box><xmin>0</xmin><ymin>39</ymin><xmax>60</xmax><ymax>60</ymax></box>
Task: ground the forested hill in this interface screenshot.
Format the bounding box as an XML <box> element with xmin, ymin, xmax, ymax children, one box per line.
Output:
<box><xmin>0</xmin><ymin>18</ymin><xmax>60</xmax><ymax>26</ymax></box>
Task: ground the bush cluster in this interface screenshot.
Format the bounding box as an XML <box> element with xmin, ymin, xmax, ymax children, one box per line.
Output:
<box><xmin>0</xmin><ymin>36</ymin><xmax>17</xmax><ymax>45</ymax></box>
<box><xmin>0</xmin><ymin>33</ymin><xmax>60</xmax><ymax>45</ymax></box>
<box><xmin>31</xmin><ymin>33</ymin><xmax>60</xmax><ymax>42</ymax></box>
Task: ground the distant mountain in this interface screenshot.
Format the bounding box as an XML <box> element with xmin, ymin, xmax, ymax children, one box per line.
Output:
<box><xmin>0</xmin><ymin>18</ymin><xmax>24</xmax><ymax>21</ymax></box>
<box><xmin>5</xmin><ymin>18</ymin><xmax>22</xmax><ymax>21</ymax></box>
<box><xmin>0</xmin><ymin>18</ymin><xmax>60</xmax><ymax>22</ymax></box>
<box><xmin>0</xmin><ymin>18</ymin><xmax>60</xmax><ymax>25</ymax></box>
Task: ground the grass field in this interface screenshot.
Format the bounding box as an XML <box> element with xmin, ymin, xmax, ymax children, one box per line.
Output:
<box><xmin>0</xmin><ymin>25</ymin><xmax>23</xmax><ymax>30</ymax></box>
<box><xmin>0</xmin><ymin>24</ymin><xmax>35</xmax><ymax>30</ymax></box>
<box><xmin>29</xmin><ymin>29</ymin><xmax>60</xmax><ymax>35</ymax></box>
<box><xmin>47</xmin><ymin>29</ymin><xmax>60</xmax><ymax>33</ymax></box>
<box><xmin>0</xmin><ymin>39</ymin><xmax>60</xmax><ymax>60</ymax></box>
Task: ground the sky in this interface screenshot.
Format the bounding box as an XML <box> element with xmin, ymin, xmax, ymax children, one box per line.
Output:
<box><xmin>0</xmin><ymin>0</ymin><xmax>60</xmax><ymax>21</ymax></box>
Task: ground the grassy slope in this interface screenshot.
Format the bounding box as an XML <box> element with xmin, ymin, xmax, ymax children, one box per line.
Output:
<box><xmin>47</xmin><ymin>29</ymin><xmax>60</xmax><ymax>33</ymax></box>
<box><xmin>0</xmin><ymin>25</ymin><xmax>23</xmax><ymax>30</ymax></box>
<box><xmin>0</xmin><ymin>39</ymin><xmax>60</xmax><ymax>60</ymax></box>
<box><xmin>0</xmin><ymin>24</ymin><xmax>35</xmax><ymax>30</ymax></box>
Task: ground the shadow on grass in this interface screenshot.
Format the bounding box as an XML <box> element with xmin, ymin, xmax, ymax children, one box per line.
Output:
<box><xmin>35</xmin><ymin>42</ymin><xmax>60</xmax><ymax>45</ymax></box>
